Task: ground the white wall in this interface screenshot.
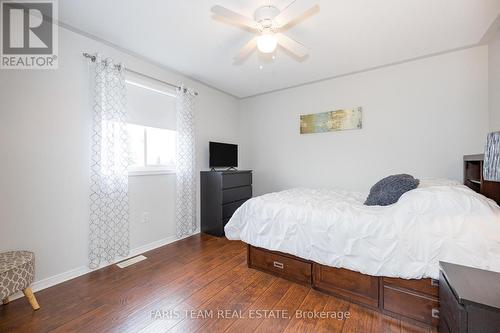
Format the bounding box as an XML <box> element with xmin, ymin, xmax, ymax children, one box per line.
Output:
<box><xmin>0</xmin><ymin>26</ymin><xmax>492</xmax><ymax>289</ymax></box>
<box><xmin>0</xmin><ymin>26</ymin><xmax>240</xmax><ymax>283</ymax></box>
<box><xmin>239</xmin><ymin>46</ymin><xmax>490</xmax><ymax>195</ymax></box>
<box><xmin>490</xmin><ymin>28</ymin><xmax>500</xmax><ymax>131</ymax></box>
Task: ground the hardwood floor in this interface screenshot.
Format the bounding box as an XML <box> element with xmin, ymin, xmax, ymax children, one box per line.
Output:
<box><xmin>0</xmin><ymin>234</ymin><xmax>436</xmax><ymax>333</ymax></box>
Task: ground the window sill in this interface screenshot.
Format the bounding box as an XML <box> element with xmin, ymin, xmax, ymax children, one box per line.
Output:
<box><xmin>128</xmin><ymin>170</ymin><xmax>176</xmax><ymax>177</ymax></box>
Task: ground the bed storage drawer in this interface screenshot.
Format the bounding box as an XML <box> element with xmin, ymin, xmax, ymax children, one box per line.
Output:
<box><xmin>312</xmin><ymin>264</ymin><xmax>379</xmax><ymax>308</ymax></box>
<box><xmin>248</xmin><ymin>246</ymin><xmax>312</xmax><ymax>284</ymax></box>
<box><xmin>383</xmin><ymin>277</ymin><xmax>439</xmax><ymax>297</ymax></box>
<box><xmin>382</xmin><ymin>284</ymin><xmax>439</xmax><ymax>326</ymax></box>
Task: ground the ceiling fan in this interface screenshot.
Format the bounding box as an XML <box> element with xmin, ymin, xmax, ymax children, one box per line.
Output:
<box><xmin>211</xmin><ymin>1</ymin><xmax>320</xmax><ymax>64</ymax></box>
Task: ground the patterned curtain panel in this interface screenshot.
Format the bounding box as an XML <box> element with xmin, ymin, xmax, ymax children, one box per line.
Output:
<box><xmin>88</xmin><ymin>55</ymin><xmax>130</xmax><ymax>269</ymax></box>
<box><xmin>176</xmin><ymin>86</ymin><xmax>197</xmax><ymax>238</ymax></box>
<box><xmin>484</xmin><ymin>131</ymin><xmax>500</xmax><ymax>182</ymax></box>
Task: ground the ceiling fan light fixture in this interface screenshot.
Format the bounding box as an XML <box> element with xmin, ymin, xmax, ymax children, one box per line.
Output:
<box><xmin>257</xmin><ymin>33</ymin><xmax>277</xmax><ymax>53</ymax></box>
<box><xmin>211</xmin><ymin>2</ymin><xmax>317</xmax><ymax>63</ymax></box>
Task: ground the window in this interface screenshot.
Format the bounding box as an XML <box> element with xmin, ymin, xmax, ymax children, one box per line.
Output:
<box><xmin>125</xmin><ymin>73</ymin><xmax>177</xmax><ymax>176</ymax></box>
<box><xmin>127</xmin><ymin>124</ymin><xmax>176</xmax><ymax>175</ymax></box>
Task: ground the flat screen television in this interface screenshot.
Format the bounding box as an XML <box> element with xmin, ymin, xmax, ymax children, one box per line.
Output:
<box><xmin>209</xmin><ymin>142</ymin><xmax>237</xmax><ymax>168</ymax></box>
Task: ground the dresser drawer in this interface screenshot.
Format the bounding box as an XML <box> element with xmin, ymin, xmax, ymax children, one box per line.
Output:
<box><xmin>383</xmin><ymin>285</ymin><xmax>439</xmax><ymax>326</ymax></box>
<box><xmin>249</xmin><ymin>246</ymin><xmax>312</xmax><ymax>284</ymax></box>
<box><xmin>222</xmin><ymin>186</ymin><xmax>252</xmax><ymax>204</ymax></box>
<box><xmin>222</xmin><ymin>173</ymin><xmax>252</xmax><ymax>189</ymax></box>
<box><xmin>222</xmin><ymin>199</ymin><xmax>247</xmax><ymax>219</ymax></box>
<box><xmin>383</xmin><ymin>277</ymin><xmax>439</xmax><ymax>297</ymax></box>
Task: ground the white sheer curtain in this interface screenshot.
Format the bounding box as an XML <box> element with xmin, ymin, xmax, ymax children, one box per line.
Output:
<box><xmin>88</xmin><ymin>55</ymin><xmax>130</xmax><ymax>268</ymax></box>
<box><xmin>176</xmin><ymin>86</ymin><xmax>197</xmax><ymax>238</ymax></box>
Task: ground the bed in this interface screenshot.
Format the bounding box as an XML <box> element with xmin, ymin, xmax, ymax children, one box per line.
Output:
<box><xmin>224</xmin><ymin>181</ymin><xmax>500</xmax><ymax>327</ymax></box>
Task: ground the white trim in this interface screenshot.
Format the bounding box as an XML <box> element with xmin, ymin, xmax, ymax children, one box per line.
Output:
<box><xmin>241</xmin><ymin>44</ymin><xmax>482</xmax><ymax>99</ymax></box>
<box><xmin>479</xmin><ymin>14</ymin><xmax>500</xmax><ymax>44</ymax></box>
<box><xmin>58</xmin><ymin>12</ymin><xmax>498</xmax><ymax>99</ymax></box>
<box><xmin>55</xmin><ymin>22</ymin><xmax>239</xmax><ymax>99</ymax></box>
<box><xmin>7</xmin><ymin>233</ymin><xmax>198</xmax><ymax>301</ymax></box>
<box><xmin>128</xmin><ymin>169</ymin><xmax>176</xmax><ymax>177</ymax></box>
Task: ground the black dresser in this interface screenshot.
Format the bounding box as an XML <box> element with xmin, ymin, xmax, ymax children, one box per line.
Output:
<box><xmin>439</xmin><ymin>261</ymin><xmax>500</xmax><ymax>333</ymax></box>
<box><xmin>200</xmin><ymin>170</ymin><xmax>252</xmax><ymax>237</ymax></box>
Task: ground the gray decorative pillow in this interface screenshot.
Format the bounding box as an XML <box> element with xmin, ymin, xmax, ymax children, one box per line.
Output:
<box><xmin>365</xmin><ymin>174</ymin><xmax>420</xmax><ymax>206</ymax></box>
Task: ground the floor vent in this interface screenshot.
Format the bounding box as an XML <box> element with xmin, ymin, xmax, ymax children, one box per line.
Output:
<box><xmin>116</xmin><ymin>255</ymin><xmax>147</xmax><ymax>268</ymax></box>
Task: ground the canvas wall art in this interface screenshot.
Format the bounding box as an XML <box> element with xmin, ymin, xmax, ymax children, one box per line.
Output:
<box><xmin>300</xmin><ymin>107</ymin><xmax>362</xmax><ymax>134</ymax></box>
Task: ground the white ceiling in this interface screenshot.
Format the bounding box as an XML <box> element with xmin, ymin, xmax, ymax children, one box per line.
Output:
<box><xmin>60</xmin><ymin>0</ymin><xmax>500</xmax><ymax>98</ymax></box>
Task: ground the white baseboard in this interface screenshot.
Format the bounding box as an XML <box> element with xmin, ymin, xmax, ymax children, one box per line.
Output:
<box><xmin>8</xmin><ymin>232</ymin><xmax>198</xmax><ymax>301</ymax></box>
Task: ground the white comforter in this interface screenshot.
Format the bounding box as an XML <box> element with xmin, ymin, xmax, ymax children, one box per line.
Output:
<box><xmin>224</xmin><ymin>185</ymin><xmax>500</xmax><ymax>279</ymax></box>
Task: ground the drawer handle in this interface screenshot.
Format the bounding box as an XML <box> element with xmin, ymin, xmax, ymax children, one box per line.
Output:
<box><xmin>431</xmin><ymin>308</ymin><xmax>440</xmax><ymax>319</ymax></box>
<box><xmin>273</xmin><ymin>261</ymin><xmax>284</xmax><ymax>269</ymax></box>
<box><xmin>431</xmin><ymin>279</ymin><xmax>439</xmax><ymax>287</ymax></box>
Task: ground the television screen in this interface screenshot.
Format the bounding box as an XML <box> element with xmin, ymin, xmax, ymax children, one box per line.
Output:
<box><xmin>209</xmin><ymin>142</ymin><xmax>237</xmax><ymax>168</ymax></box>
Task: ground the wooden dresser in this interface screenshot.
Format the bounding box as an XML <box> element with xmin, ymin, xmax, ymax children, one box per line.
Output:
<box><xmin>463</xmin><ymin>154</ymin><xmax>500</xmax><ymax>204</ymax></box>
<box><xmin>439</xmin><ymin>262</ymin><xmax>500</xmax><ymax>333</ymax></box>
<box><xmin>201</xmin><ymin>170</ymin><xmax>252</xmax><ymax>237</ymax></box>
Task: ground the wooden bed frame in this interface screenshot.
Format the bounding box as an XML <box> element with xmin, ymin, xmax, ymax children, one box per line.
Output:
<box><xmin>246</xmin><ymin>155</ymin><xmax>500</xmax><ymax>328</ymax></box>
<box><xmin>248</xmin><ymin>244</ymin><xmax>439</xmax><ymax>328</ymax></box>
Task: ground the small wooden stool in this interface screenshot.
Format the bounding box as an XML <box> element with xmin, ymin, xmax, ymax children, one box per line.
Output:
<box><xmin>0</xmin><ymin>251</ymin><xmax>39</xmax><ymax>310</ymax></box>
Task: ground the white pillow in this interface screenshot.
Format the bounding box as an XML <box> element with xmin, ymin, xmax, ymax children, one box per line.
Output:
<box><xmin>418</xmin><ymin>178</ymin><xmax>461</xmax><ymax>188</ymax></box>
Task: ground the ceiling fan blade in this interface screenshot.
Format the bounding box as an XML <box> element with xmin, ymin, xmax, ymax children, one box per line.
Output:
<box><xmin>274</xmin><ymin>1</ymin><xmax>319</xmax><ymax>29</ymax></box>
<box><xmin>211</xmin><ymin>5</ymin><xmax>258</xmax><ymax>30</ymax></box>
<box><xmin>233</xmin><ymin>37</ymin><xmax>258</xmax><ymax>64</ymax></box>
<box><xmin>275</xmin><ymin>33</ymin><xmax>308</xmax><ymax>58</ymax></box>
